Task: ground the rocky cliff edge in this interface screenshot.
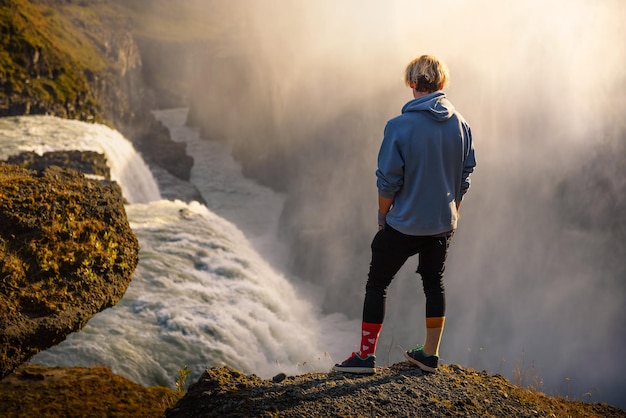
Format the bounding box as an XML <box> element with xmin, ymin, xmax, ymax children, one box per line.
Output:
<box><xmin>0</xmin><ymin>159</ymin><xmax>139</xmax><ymax>380</ymax></box>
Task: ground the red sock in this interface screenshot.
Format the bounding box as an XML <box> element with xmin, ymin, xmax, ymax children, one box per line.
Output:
<box><xmin>359</xmin><ymin>322</ymin><xmax>383</xmax><ymax>357</ymax></box>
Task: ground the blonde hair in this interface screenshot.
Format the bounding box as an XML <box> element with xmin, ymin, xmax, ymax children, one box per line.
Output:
<box><xmin>404</xmin><ymin>55</ymin><xmax>450</xmax><ymax>92</ymax></box>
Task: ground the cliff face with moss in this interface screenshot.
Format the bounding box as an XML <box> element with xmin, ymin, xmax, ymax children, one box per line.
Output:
<box><xmin>0</xmin><ymin>0</ymin><xmax>193</xmax><ymax>181</ymax></box>
<box><xmin>0</xmin><ymin>159</ymin><xmax>139</xmax><ymax>380</ymax></box>
<box><xmin>1</xmin><ymin>0</ymin><xmax>130</xmax><ymax>123</ymax></box>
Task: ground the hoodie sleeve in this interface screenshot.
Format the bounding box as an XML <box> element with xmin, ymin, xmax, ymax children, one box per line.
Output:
<box><xmin>459</xmin><ymin>123</ymin><xmax>476</xmax><ymax>200</ymax></box>
<box><xmin>376</xmin><ymin>121</ymin><xmax>404</xmax><ymax>199</ymax></box>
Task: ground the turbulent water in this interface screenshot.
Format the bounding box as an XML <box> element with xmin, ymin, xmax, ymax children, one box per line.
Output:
<box><xmin>0</xmin><ymin>114</ymin><xmax>355</xmax><ymax>388</ymax></box>
<box><xmin>151</xmin><ymin>109</ymin><xmax>289</xmax><ymax>269</ymax></box>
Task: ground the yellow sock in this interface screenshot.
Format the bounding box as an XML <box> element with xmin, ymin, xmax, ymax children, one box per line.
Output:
<box><xmin>423</xmin><ymin>316</ymin><xmax>445</xmax><ymax>356</ymax></box>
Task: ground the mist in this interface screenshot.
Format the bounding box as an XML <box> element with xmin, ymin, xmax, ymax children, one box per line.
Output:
<box><xmin>175</xmin><ymin>0</ymin><xmax>625</xmax><ymax>407</ymax></box>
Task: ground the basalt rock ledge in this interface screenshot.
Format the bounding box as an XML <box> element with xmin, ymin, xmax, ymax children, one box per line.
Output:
<box><xmin>0</xmin><ymin>160</ymin><xmax>139</xmax><ymax>379</ymax></box>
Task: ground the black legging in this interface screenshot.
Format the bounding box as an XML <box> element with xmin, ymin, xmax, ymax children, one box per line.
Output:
<box><xmin>362</xmin><ymin>225</ymin><xmax>452</xmax><ymax>324</ymax></box>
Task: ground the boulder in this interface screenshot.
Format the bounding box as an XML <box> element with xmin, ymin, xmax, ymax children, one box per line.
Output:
<box><xmin>0</xmin><ymin>162</ymin><xmax>139</xmax><ymax>379</ymax></box>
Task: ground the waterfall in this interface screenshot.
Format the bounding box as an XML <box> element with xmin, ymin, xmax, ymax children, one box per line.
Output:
<box><xmin>0</xmin><ymin>115</ymin><xmax>356</xmax><ymax>387</ymax></box>
<box><xmin>0</xmin><ymin>116</ymin><xmax>160</xmax><ymax>203</ymax></box>
<box><xmin>32</xmin><ymin>199</ymin><xmax>347</xmax><ymax>386</ymax></box>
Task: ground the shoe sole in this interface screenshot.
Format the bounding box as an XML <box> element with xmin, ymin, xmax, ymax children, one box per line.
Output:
<box><xmin>332</xmin><ymin>365</ymin><xmax>376</xmax><ymax>374</ymax></box>
<box><xmin>404</xmin><ymin>352</ymin><xmax>437</xmax><ymax>373</ymax></box>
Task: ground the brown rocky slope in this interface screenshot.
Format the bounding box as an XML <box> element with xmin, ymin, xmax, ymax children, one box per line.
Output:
<box><xmin>166</xmin><ymin>363</ymin><xmax>625</xmax><ymax>418</ymax></box>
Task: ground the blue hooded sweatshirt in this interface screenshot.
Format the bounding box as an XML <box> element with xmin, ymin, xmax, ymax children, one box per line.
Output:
<box><xmin>376</xmin><ymin>91</ymin><xmax>476</xmax><ymax>236</ymax></box>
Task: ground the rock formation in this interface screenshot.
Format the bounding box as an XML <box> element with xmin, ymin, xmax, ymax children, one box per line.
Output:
<box><xmin>0</xmin><ymin>160</ymin><xmax>139</xmax><ymax>379</ymax></box>
<box><xmin>165</xmin><ymin>363</ymin><xmax>626</xmax><ymax>418</ymax></box>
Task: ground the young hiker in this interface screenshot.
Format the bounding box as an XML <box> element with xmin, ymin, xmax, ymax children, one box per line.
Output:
<box><xmin>334</xmin><ymin>54</ymin><xmax>476</xmax><ymax>374</ymax></box>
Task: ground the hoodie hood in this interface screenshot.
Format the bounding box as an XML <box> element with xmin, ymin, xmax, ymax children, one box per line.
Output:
<box><xmin>401</xmin><ymin>91</ymin><xmax>455</xmax><ymax>122</ymax></box>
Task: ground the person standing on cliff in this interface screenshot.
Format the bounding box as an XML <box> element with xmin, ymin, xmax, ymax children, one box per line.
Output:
<box><xmin>333</xmin><ymin>54</ymin><xmax>476</xmax><ymax>374</ymax></box>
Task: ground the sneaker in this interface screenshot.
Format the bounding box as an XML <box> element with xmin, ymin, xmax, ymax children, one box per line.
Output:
<box><xmin>333</xmin><ymin>352</ymin><xmax>376</xmax><ymax>374</ymax></box>
<box><xmin>404</xmin><ymin>345</ymin><xmax>438</xmax><ymax>372</ymax></box>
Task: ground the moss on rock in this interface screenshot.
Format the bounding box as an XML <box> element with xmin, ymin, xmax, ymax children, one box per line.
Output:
<box><xmin>0</xmin><ymin>162</ymin><xmax>139</xmax><ymax>379</ymax></box>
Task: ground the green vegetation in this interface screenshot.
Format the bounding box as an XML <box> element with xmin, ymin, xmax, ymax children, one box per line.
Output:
<box><xmin>0</xmin><ymin>0</ymin><xmax>107</xmax><ymax>119</ymax></box>
<box><xmin>175</xmin><ymin>365</ymin><xmax>191</xmax><ymax>392</ymax></box>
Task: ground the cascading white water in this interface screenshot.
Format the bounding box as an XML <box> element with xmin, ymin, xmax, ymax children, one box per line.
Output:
<box><xmin>151</xmin><ymin>108</ymin><xmax>291</xmax><ymax>270</ymax></box>
<box><xmin>0</xmin><ymin>116</ymin><xmax>160</xmax><ymax>203</ymax></box>
<box><xmin>32</xmin><ymin>199</ymin><xmax>343</xmax><ymax>385</ymax></box>
<box><xmin>0</xmin><ymin>115</ymin><xmax>355</xmax><ymax>386</ymax></box>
